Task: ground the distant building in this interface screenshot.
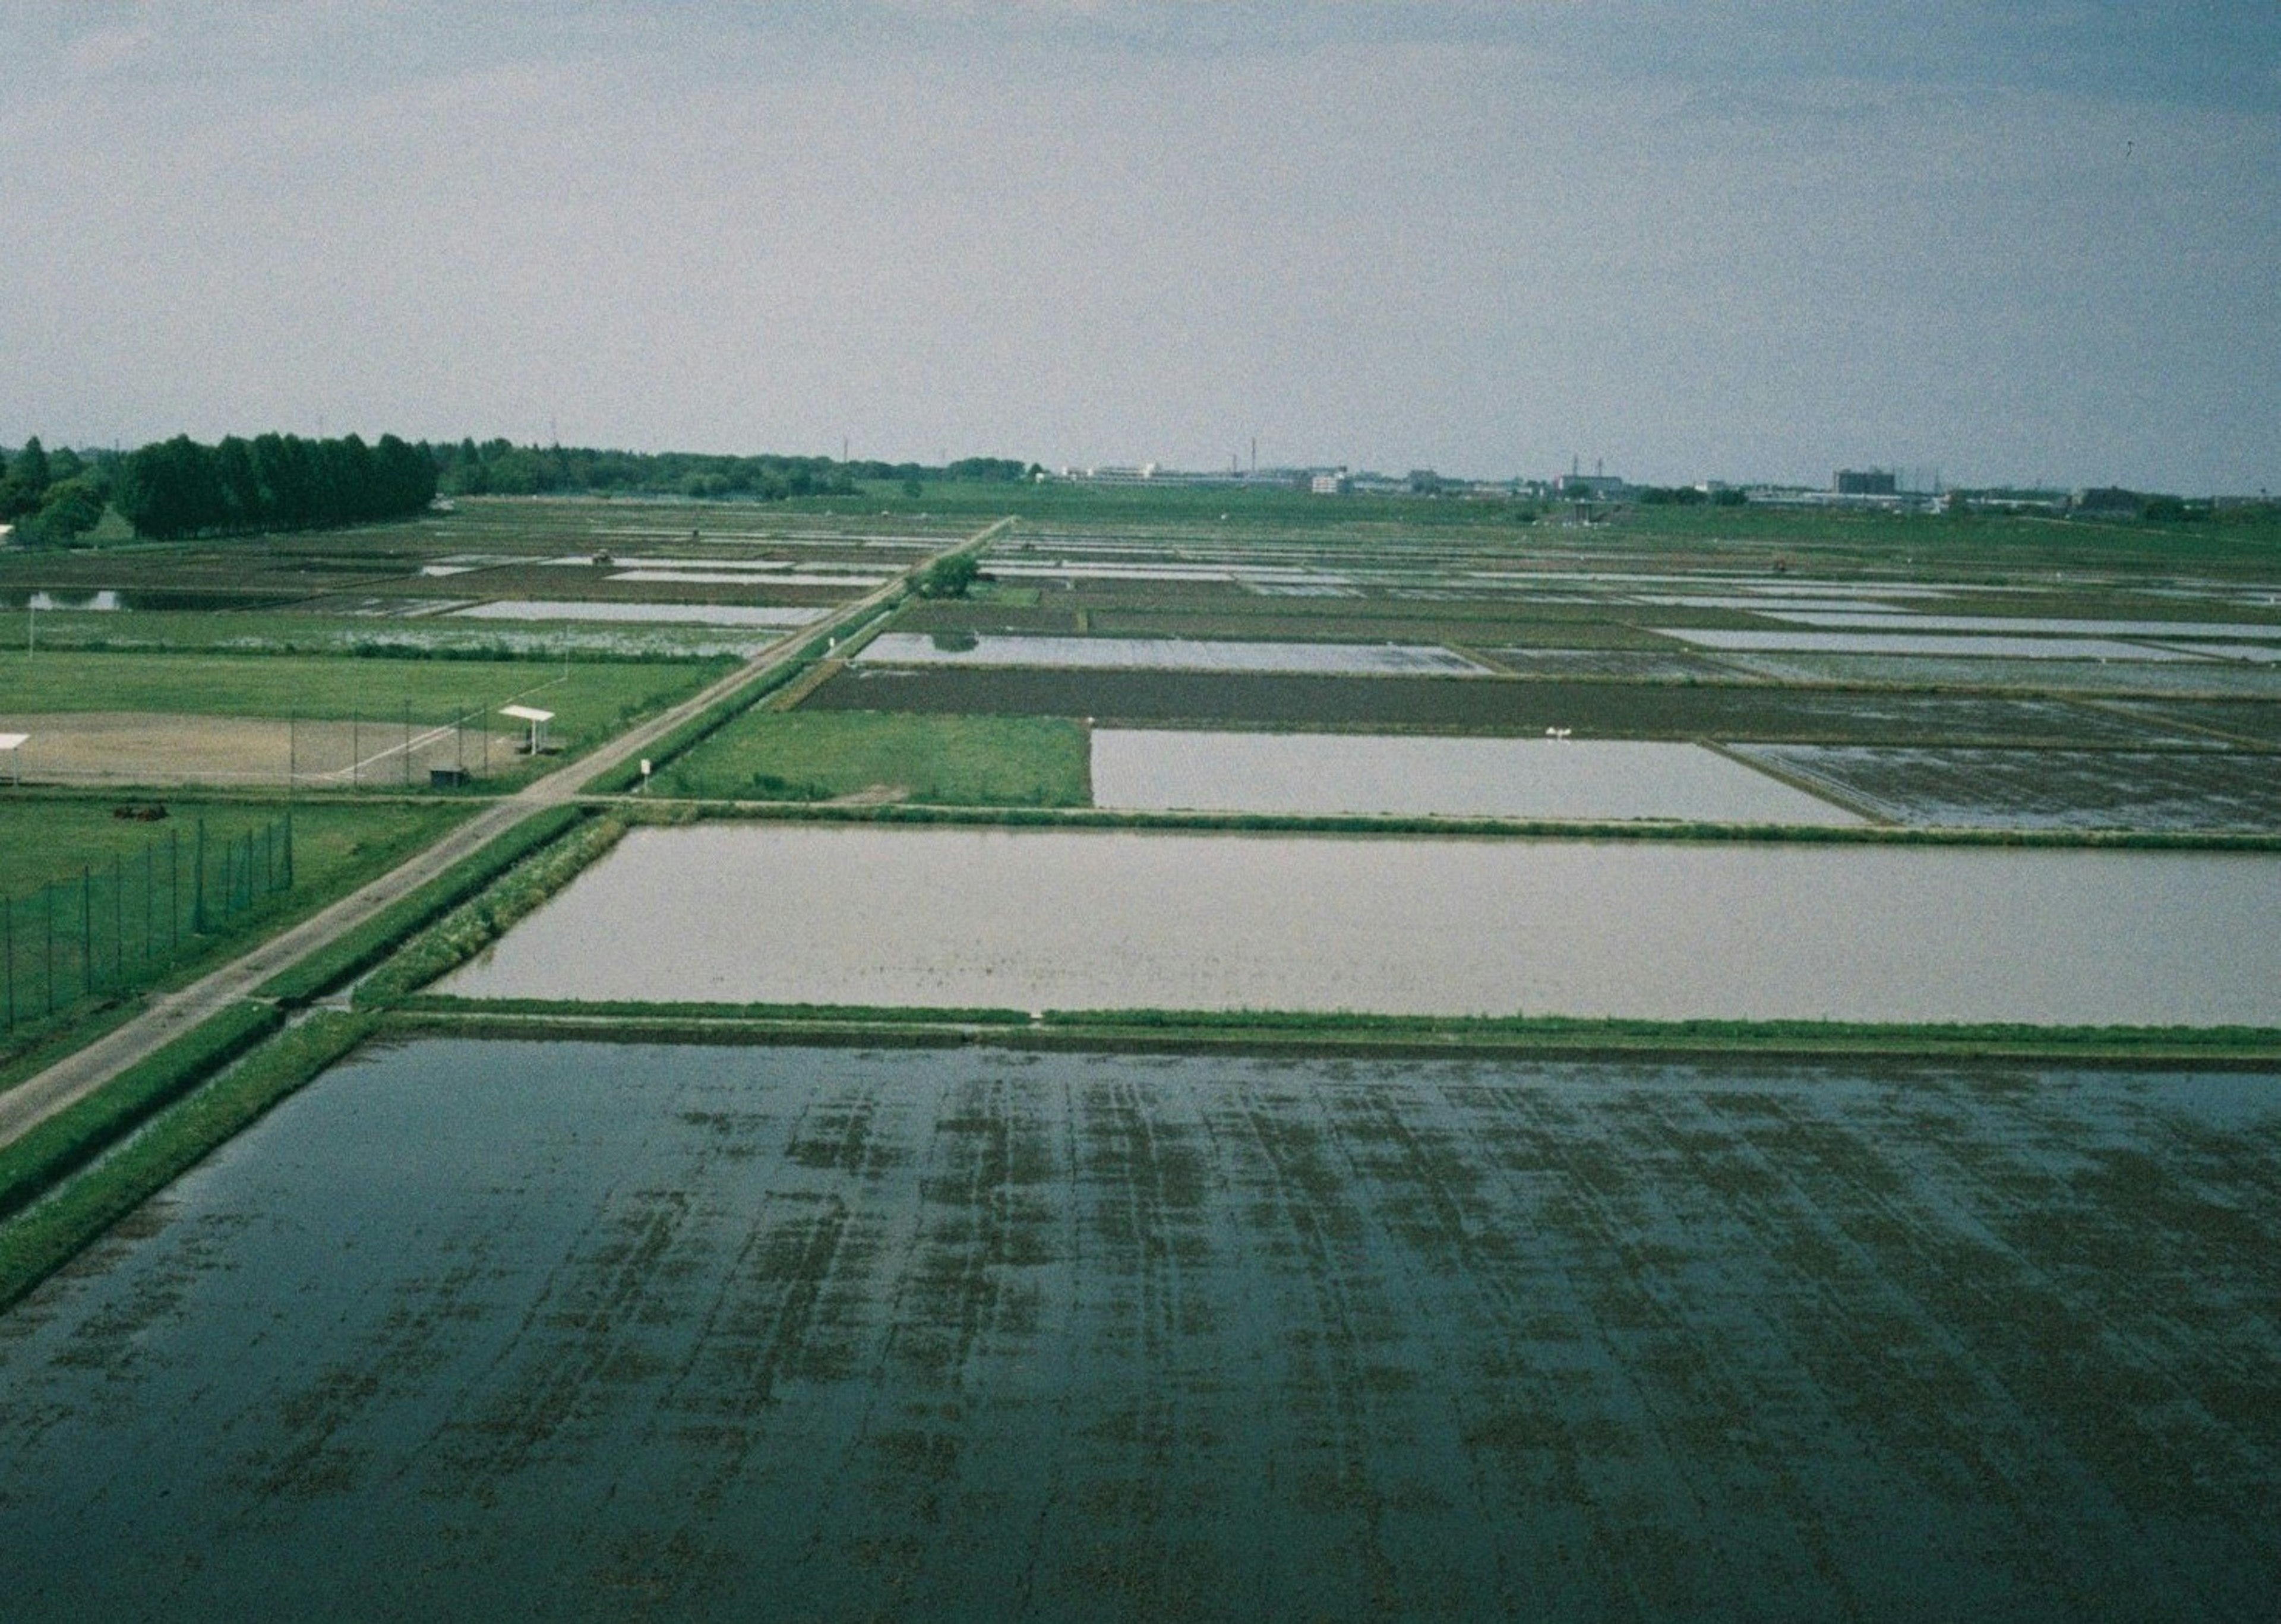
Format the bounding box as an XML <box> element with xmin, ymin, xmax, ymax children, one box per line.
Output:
<box><xmin>1554</xmin><ymin>472</ymin><xmax>1629</xmax><ymax>501</ymax></box>
<box><xmin>2072</xmin><ymin>486</ymin><xmax>2142</xmax><ymax>514</ymax></box>
<box><xmin>1834</xmin><ymin>469</ymin><xmax>1898</xmax><ymax>496</ymax></box>
<box><xmin>1310</xmin><ymin>471</ymin><xmax>1353</xmax><ymax>496</ymax></box>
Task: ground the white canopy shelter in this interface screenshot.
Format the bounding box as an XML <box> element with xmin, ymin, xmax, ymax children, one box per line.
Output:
<box><xmin>0</xmin><ymin>732</ymin><xmax>25</xmax><ymax>786</ymax></box>
<box><xmin>499</xmin><ymin>705</ymin><xmax>555</xmax><ymax>755</ymax></box>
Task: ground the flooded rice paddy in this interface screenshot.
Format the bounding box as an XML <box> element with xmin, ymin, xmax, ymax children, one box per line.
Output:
<box><xmin>450</xmin><ymin>599</ymin><xmax>825</xmax><ymax>627</ymax></box>
<box><xmin>858</xmin><ymin>633</ymin><xmax>1487</xmax><ymax>676</ymax></box>
<box><xmin>3</xmin><ymin>1040</ymin><xmax>2275</xmax><ymax>1621</ymax></box>
<box><xmin>1659</xmin><ymin>630</ymin><xmax>2209</xmax><ymax>662</ymax></box>
<box><xmin>1091</xmin><ymin>730</ymin><xmax>1861</xmax><ymax>823</ymax></box>
<box><xmin>439</xmin><ymin>826</ymin><xmax>2281</xmax><ymax>1024</ymax></box>
<box><xmin>1733</xmin><ymin>746</ymin><xmax>2281</xmax><ymax>832</ymax></box>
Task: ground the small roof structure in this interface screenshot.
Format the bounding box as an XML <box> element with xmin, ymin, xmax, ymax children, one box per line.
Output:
<box><xmin>0</xmin><ymin>732</ymin><xmax>25</xmax><ymax>786</ymax></box>
<box><xmin>498</xmin><ymin>705</ymin><xmax>555</xmax><ymax>754</ymax></box>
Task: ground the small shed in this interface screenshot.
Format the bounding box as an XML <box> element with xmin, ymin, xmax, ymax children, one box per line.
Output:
<box><xmin>500</xmin><ymin>705</ymin><xmax>555</xmax><ymax>756</ymax></box>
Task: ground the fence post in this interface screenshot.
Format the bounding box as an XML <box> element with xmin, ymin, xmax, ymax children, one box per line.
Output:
<box><xmin>283</xmin><ymin>805</ymin><xmax>294</xmax><ymax>889</ymax></box>
<box><xmin>170</xmin><ymin>826</ymin><xmax>181</xmax><ymax>950</ymax></box>
<box><xmin>5</xmin><ymin>893</ymin><xmax>13</xmax><ymax>1029</ymax></box>
<box><xmin>81</xmin><ymin>867</ymin><xmax>93</xmax><ymax>999</ymax></box>
<box><xmin>194</xmin><ymin>819</ymin><xmax>208</xmax><ymax>934</ymax></box>
<box><xmin>403</xmin><ymin>699</ymin><xmax>412</xmax><ymax>788</ymax></box>
<box><xmin>45</xmin><ymin>882</ymin><xmax>55</xmax><ymax>1016</ymax></box>
<box><xmin>113</xmin><ymin>852</ymin><xmax>124</xmax><ymax>984</ymax></box>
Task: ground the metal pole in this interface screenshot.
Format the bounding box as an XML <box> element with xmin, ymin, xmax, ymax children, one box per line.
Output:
<box><xmin>5</xmin><ymin>893</ymin><xmax>14</xmax><ymax>1029</ymax></box>
<box><xmin>113</xmin><ymin>852</ymin><xmax>123</xmax><ymax>983</ymax></box>
<box><xmin>403</xmin><ymin>699</ymin><xmax>412</xmax><ymax>786</ymax></box>
<box><xmin>283</xmin><ymin>805</ymin><xmax>293</xmax><ymax>889</ymax></box>
<box><xmin>144</xmin><ymin>842</ymin><xmax>153</xmax><ymax>962</ymax></box>
<box><xmin>170</xmin><ymin>826</ymin><xmax>179</xmax><ymax>950</ymax></box>
<box><xmin>194</xmin><ymin>819</ymin><xmax>207</xmax><ymax>933</ymax></box>
<box><xmin>45</xmin><ymin>883</ymin><xmax>54</xmax><ymax>1016</ymax></box>
<box><xmin>81</xmin><ymin>867</ymin><xmax>92</xmax><ymax>997</ymax></box>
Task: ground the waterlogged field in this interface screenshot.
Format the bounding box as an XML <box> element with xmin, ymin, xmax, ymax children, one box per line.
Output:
<box><xmin>437</xmin><ymin>825</ymin><xmax>2281</xmax><ymax>1024</ymax></box>
<box><xmin>1091</xmin><ymin>729</ymin><xmax>1860</xmax><ymax>823</ymax></box>
<box><xmin>1</xmin><ymin>1040</ymin><xmax>2274</xmax><ymax>1622</ymax></box>
<box><xmin>804</xmin><ymin>666</ymin><xmax>2205</xmax><ymax>745</ymax></box>
<box><xmin>1733</xmin><ymin>745</ymin><xmax>2281</xmax><ymax>832</ymax></box>
<box><xmin>859</xmin><ymin>632</ymin><xmax>1488</xmax><ymax>675</ymax></box>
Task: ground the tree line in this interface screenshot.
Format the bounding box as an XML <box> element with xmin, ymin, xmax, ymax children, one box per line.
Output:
<box><xmin>0</xmin><ymin>438</ymin><xmax>115</xmax><ymax>545</ymax></box>
<box><xmin>112</xmin><ymin>432</ymin><xmax>437</xmax><ymax>540</ymax></box>
<box><xmin>4</xmin><ymin>430</ymin><xmax>1045</xmax><ymax>545</ymax></box>
<box><xmin>434</xmin><ymin>440</ymin><xmax>1034</xmax><ymax>501</ymax></box>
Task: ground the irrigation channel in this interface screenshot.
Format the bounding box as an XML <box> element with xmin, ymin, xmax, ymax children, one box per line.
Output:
<box><xmin>0</xmin><ymin>519</ymin><xmax>1004</xmax><ymax>1147</ymax></box>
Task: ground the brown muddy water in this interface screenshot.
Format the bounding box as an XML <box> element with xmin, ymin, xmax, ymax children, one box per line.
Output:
<box><xmin>438</xmin><ymin>825</ymin><xmax>2281</xmax><ymax>1025</ymax></box>
<box><xmin>1</xmin><ymin>1040</ymin><xmax>2274</xmax><ymax>1620</ymax></box>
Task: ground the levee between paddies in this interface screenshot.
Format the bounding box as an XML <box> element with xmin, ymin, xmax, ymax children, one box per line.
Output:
<box><xmin>434</xmin><ymin>823</ymin><xmax>2281</xmax><ymax>1026</ymax></box>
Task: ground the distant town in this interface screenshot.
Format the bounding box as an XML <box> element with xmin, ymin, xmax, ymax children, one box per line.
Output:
<box><xmin>1045</xmin><ymin>459</ymin><xmax>2267</xmax><ymax>519</ymax></box>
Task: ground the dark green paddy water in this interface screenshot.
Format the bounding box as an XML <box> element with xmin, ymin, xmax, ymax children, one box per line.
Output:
<box><xmin>2</xmin><ymin>1040</ymin><xmax>2277</xmax><ymax>1622</ymax></box>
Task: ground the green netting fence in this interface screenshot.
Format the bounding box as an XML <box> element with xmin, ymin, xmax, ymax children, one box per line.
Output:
<box><xmin>2</xmin><ymin>812</ymin><xmax>295</xmax><ymax>1030</ymax></box>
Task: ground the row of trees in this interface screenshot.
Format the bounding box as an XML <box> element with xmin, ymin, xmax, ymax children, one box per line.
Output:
<box><xmin>435</xmin><ymin>439</ymin><xmax>1041</xmax><ymax>501</ymax></box>
<box><xmin>113</xmin><ymin>432</ymin><xmax>437</xmax><ymax>540</ymax></box>
<box><xmin>6</xmin><ymin>431</ymin><xmax>1046</xmax><ymax>544</ymax></box>
<box><xmin>0</xmin><ymin>438</ymin><xmax>115</xmax><ymax>545</ymax></box>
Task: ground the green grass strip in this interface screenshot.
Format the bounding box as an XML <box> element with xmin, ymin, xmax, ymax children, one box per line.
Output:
<box><xmin>0</xmin><ymin>1000</ymin><xmax>283</xmax><ymax>1227</ymax></box>
<box><xmin>399</xmin><ymin>993</ymin><xmax>1034</xmax><ymax>1025</ymax></box>
<box><xmin>664</xmin><ymin>798</ymin><xmax>2281</xmax><ymax>852</ymax></box>
<box><xmin>1040</xmin><ymin>1008</ymin><xmax>2281</xmax><ymax>1057</ymax></box>
<box><xmin>0</xmin><ymin>1009</ymin><xmax>377</xmax><ymax>1313</ymax></box>
<box><xmin>257</xmin><ymin>805</ymin><xmax>585</xmax><ymax>1004</ymax></box>
<box><xmin>386</xmin><ymin>997</ymin><xmax>2281</xmax><ymax>1062</ymax></box>
<box><xmin>355</xmin><ymin>814</ymin><xmax>633</xmax><ymax>1004</ymax></box>
<box><xmin>584</xmin><ymin>602</ymin><xmax>902</xmax><ymax>794</ymax></box>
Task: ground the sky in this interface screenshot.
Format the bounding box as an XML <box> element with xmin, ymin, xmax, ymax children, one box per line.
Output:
<box><xmin>2</xmin><ymin>1</ymin><xmax>2276</xmax><ymax>491</ymax></box>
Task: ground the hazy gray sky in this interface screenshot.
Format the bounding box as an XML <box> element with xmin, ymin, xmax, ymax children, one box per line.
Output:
<box><xmin>3</xmin><ymin>2</ymin><xmax>2275</xmax><ymax>488</ymax></box>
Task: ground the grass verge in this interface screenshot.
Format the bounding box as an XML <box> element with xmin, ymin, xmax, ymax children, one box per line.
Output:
<box><xmin>257</xmin><ymin>805</ymin><xmax>586</xmax><ymax>1004</ymax></box>
<box><xmin>0</xmin><ymin>1009</ymin><xmax>377</xmax><ymax>1313</ymax></box>
<box><xmin>383</xmin><ymin>997</ymin><xmax>2281</xmax><ymax>1064</ymax></box>
<box><xmin>583</xmin><ymin>602</ymin><xmax>902</xmax><ymax>794</ymax></box>
<box><xmin>353</xmin><ymin>813</ymin><xmax>633</xmax><ymax>1004</ymax></box>
<box><xmin>0</xmin><ymin>1001</ymin><xmax>282</xmax><ymax>1227</ymax></box>
<box><xmin>654</xmin><ymin>797</ymin><xmax>2281</xmax><ymax>851</ymax></box>
<box><xmin>653</xmin><ymin>710</ymin><xmax>1090</xmax><ymax>806</ymax></box>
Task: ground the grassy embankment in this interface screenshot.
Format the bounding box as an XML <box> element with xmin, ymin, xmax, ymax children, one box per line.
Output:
<box><xmin>0</xmin><ymin>802</ymin><xmax>612</xmax><ymax>1307</ymax></box>
<box><xmin>387</xmin><ymin>993</ymin><xmax>2281</xmax><ymax>1064</ymax></box>
<box><xmin>645</xmin><ymin>795</ymin><xmax>2281</xmax><ymax>851</ymax></box>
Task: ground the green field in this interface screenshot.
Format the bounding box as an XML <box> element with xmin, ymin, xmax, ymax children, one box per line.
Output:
<box><xmin>0</xmin><ymin>647</ymin><xmax>728</xmax><ymax>743</ymax></box>
<box><xmin>0</xmin><ymin>798</ymin><xmax>466</xmax><ymax>1069</ymax></box>
<box><xmin>0</xmin><ymin>799</ymin><xmax>453</xmax><ymax>898</ymax></box>
<box><xmin>653</xmin><ymin>710</ymin><xmax>1090</xmax><ymax>806</ymax></box>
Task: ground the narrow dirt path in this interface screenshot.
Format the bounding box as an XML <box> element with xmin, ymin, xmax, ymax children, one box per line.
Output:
<box><xmin>0</xmin><ymin>517</ymin><xmax>1011</xmax><ymax>1146</ymax></box>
